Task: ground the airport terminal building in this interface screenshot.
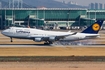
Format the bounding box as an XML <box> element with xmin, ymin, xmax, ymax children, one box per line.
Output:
<box><xmin>0</xmin><ymin>8</ymin><xmax>105</xmax><ymax>29</ymax></box>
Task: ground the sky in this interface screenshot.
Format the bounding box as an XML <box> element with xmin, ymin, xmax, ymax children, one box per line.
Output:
<box><xmin>55</xmin><ymin>0</ymin><xmax>105</xmax><ymax>6</ymax></box>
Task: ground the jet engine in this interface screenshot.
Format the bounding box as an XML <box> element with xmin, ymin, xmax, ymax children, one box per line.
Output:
<box><xmin>78</xmin><ymin>36</ymin><xmax>85</xmax><ymax>39</ymax></box>
<box><xmin>49</xmin><ymin>37</ymin><xmax>56</xmax><ymax>41</ymax></box>
<box><xmin>34</xmin><ymin>38</ymin><xmax>42</xmax><ymax>42</ymax></box>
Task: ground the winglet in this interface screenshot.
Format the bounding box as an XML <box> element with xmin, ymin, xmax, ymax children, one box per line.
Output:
<box><xmin>81</xmin><ymin>20</ymin><xmax>104</xmax><ymax>34</ymax></box>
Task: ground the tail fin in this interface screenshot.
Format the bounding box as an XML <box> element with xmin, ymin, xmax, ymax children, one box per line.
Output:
<box><xmin>81</xmin><ymin>20</ymin><xmax>104</xmax><ymax>34</ymax></box>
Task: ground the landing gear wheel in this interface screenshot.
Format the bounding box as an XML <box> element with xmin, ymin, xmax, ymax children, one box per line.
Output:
<box><xmin>44</xmin><ymin>41</ymin><xmax>53</xmax><ymax>45</ymax></box>
<box><xmin>49</xmin><ymin>41</ymin><xmax>53</xmax><ymax>44</ymax></box>
<box><xmin>44</xmin><ymin>42</ymin><xmax>49</xmax><ymax>45</ymax></box>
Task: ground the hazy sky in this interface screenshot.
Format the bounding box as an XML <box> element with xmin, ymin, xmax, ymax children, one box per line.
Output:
<box><xmin>55</xmin><ymin>0</ymin><xmax>105</xmax><ymax>6</ymax></box>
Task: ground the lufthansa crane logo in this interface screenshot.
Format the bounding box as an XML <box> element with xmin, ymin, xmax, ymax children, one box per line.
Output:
<box><xmin>92</xmin><ymin>23</ymin><xmax>100</xmax><ymax>31</ymax></box>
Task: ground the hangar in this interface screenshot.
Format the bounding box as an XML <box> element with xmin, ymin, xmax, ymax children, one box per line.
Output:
<box><xmin>0</xmin><ymin>8</ymin><xmax>105</xmax><ymax>29</ymax></box>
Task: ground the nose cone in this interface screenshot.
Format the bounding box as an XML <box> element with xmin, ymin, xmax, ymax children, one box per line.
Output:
<box><xmin>1</xmin><ymin>30</ymin><xmax>6</xmax><ymax>35</ymax></box>
<box><xmin>1</xmin><ymin>29</ymin><xmax>9</xmax><ymax>36</ymax></box>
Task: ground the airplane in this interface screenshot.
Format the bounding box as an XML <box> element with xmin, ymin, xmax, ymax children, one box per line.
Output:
<box><xmin>1</xmin><ymin>20</ymin><xmax>103</xmax><ymax>45</ymax></box>
<box><xmin>1</xmin><ymin>26</ymin><xmax>77</xmax><ymax>45</ymax></box>
<box><xmin>62</xmin><ymin>20</ymin><xmax>104</xmax><ymax>41</ymax></box>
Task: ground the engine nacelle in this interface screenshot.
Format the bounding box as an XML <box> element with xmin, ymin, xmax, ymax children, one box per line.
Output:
<box><xmin>78</xmin><ymin>36</ymin><xmax>85</xmax><ymax>39</ymax></box>
<box><xmin>34</xmin><ymin>38</ymin><xmax>42</xmax><ymax>42</ymax></box>
<box><xmin>49</xmin><ymin>37</ymin><xmax>56</xmax><ymax>41</ymax></box>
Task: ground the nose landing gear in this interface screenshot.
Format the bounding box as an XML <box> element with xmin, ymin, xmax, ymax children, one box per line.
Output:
<box><xmin>44</xmin><ymin>41</ymin><xmax>53</xmax><ymax>45</ymax></box>
<box><xmin>10</xmin><ymin>37</ymin><xmax>13</xmax><ymax>42</ymax></box>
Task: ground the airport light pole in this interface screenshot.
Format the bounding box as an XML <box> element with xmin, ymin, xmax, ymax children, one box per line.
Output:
<box><xmin>89</xmin><ymin>11</ymin><xmax>90</xmax><ymax>19</ymax></box>
<box><xmin>5</xmin><ymin>9</ymin><xmax>6</xmax><ymax>29</ymax></box>
<box><xmin>36</xmin><ymin>9</ymin><xmax>38</xmax><ymax>28</ymax></box>
<box><xmin>0</xmin><ymin>10</ymin><xmax>2</xmax><ymax>29</ymax></box>
<box><xmin>28</xmin><ymin>17</ymin><xmax>30</xmax><ymax>28</ymax></box>
<box><xmin>79</xmin><ymin>11</ymin><xmax>81</xmax><ymax>27</ymax></box>
<box><xmin>0</xmin><ymin>16</ymin><xmax>2</xmax><ymax>29</ymax></box>
<box><xmin>13</xmin><ymin>0</ymin><xmax>14</xmax><ymax>8</ymax></box>
<box><xmin>95</xmin><ymin>10</ymin><xmax>96</xmax><ymax>21</ymax></box>
<box><xmin>28</xmin><ymin>13</ymin><xmax>30</xmax><ymax>28</ymax></box>
<box><xmin>67</xmin><ymin>13</ymin><xmax>70</xmax><ymax>29</ymax></box>
<box><xmin>12</xmin><ymin>9</ymin><xmax>14</xmax><ymax>26</ymax></box>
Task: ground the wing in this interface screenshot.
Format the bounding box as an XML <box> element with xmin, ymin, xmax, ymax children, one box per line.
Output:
<box><xmin>42</xmin><ymin>32</ymin><xmax>77</xmax><ymax>41</ymax></box>
<box><xmin>54</xmin><ymin>32</ymin><xmax>77</xmax><ymax>40</ymax></box>
<box><xmin>29</xmin><ymin>32</ymin><xmax>77</xmax><ymax>42</ymax></box>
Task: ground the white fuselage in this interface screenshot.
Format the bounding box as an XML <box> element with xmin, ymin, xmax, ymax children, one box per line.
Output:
<box><xmin>2</xmin><ymin>27</ymin><xmax>73</xmax><ymax>38</ymax></box>
<box><xmin>63</xmin><ymin>32</ymin><xmax>99</xmax><ymax>41</ymax></box>
<box><xmin>1</xmin><ymin>27</ymin><xmax>100</xmax><ymax>42</ymax></box>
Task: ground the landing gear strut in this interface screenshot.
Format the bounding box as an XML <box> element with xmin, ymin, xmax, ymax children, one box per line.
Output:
<box><xmin>10</xmin><ymin>37</ymin><xmax>13</xmax><ymax>42</ymax></box>
<box><xmin>44</xmin><ymin>41</ymin><xmax>53</xmax><ymax>45</ymax></box>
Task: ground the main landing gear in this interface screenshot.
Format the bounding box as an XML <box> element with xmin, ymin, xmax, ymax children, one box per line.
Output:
<box><xmin>44</xmin><ymin>41</ymin><xmax>53</xmax><ymax>45</ymax></box>
<box><xmin>10</xmin><ymin>37</ymin><xmax>13</xmax><ymax>42</ymax></box>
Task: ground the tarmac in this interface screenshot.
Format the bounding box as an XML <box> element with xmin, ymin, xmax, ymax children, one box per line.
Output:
<box><xmin>0</xmin><ymin>30</ymin><xmax>105</xmax><ymax>57</ymax></box>
<box><xmin>0</xmin><ymin>30</ymin><xmax>105</xmax><ymax>70</ymax></box>
<box><xmin>0</xmin><ymin>62</ymin><xmax>105</xmax><ymax>70</ymax></box>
